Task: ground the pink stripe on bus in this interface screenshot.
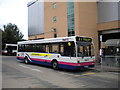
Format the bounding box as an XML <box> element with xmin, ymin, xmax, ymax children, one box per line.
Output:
<box><xmin>58</xmin><ymin>61</ymin><xmax>78</xmax><ymax>66</ymax></box>
<box><xmin>4</xmin><ymin>52</ymin><xmax>8</xmax><ymax>53</ymax></box>
<box><xmin>78</xmin><ymin>62</ymin><xmax>95</xmax><ymax>66</ymax></box>
<box><xmin>17</xmin><ymin>56</ymin><xmax>94</xmax><ymax>66</ymax></box>
<box><xmin>30</xmin><ymin>58</ymin><xmax>51</xmax><ymax>62</ymax></box>
<box><xmin>17</xmin><ymin>56</ymin><xmax>24</xmax><ymax>59</ymax></box>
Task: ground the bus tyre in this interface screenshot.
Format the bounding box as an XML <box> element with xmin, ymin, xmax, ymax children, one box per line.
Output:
<box><xmin>24</xmin><ymin>58</ymin><xmax>29</xmax><ymax>64</ymax></box>
<box><xmin>52</xmin><ymin>60</ymin><xmax>58</xmax><ymax>70</ymax></box>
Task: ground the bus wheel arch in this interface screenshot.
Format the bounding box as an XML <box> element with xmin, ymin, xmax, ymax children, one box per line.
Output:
<box><xmin>51</xmin><ymin>59</ymin><xmax>58</xmax><ymax>70</ymax></box>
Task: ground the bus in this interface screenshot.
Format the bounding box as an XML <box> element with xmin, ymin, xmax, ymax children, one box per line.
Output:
<box><xmin>2</xmin><ymin>44</ymin><xmax>17</xmax><ymax>55</ymax></box>
<box><xmin>17</xmin><ymin>36</ymin><xmax>95</xmax><ymax>70</ymax></box>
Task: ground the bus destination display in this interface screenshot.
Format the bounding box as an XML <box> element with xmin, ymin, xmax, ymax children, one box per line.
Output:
<box><xmin>76</xmin><ymin>37</ymin><xmax>92</xmax><ymax>42</ymax></box>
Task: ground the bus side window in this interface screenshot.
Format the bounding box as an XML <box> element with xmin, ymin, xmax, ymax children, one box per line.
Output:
<box><xmin>41</xmin><ymin>44</ymin><xmax>46</xmax><ymax>53</ymax></box>
<box><xmin>18</xmin><ymin>45</ymin><xmax>21</xmax><ymax>52</ymax></box>
<box><xmin>24</xmin><ymin>44</ymin><xmax>27</xmax><ymax>52</ymax></box>
<box><xmin>53</xmin><ymin>44</ymin><xmax>59</xmax><ymax>53</ymax></box>
<box><xmin>59</xmin><ymin>44</ymin><xmax>64</xmax><ymax>56</ymax></box>
<box><xmin>49</xmin><ymin>43</ymin><xmax>59</xmax><ymax>53</ymax></box>
<box><xmin>35</xmin><ymin>44</ymin><xmax>46</xmax><ymax>53</ymax></box>
<box><xmin>21</xmin><ymin>45</ymin><xmax>24</xmax><ymax>52</ymax></box>
<box><xmin>32</xmin><ymin>44</ymin><xmax>36</xmax><ymax>52</ymax></box>
<box><xmin>30</xmin><ymin>44</ymin><xmax>35</xmax><ymax>52</ymax></box>
<box><xmin>36</xmin><ymin>44</ymin><xmax>39</xmax><ymax>52</ymax></box>
<box><xmin>25</xmin><ymin>44</ymin><xmax>29</xmax><ymax>52</ymax></box>
<box><xmin>45</xmin><ymin>45</ymin><xmax>49</xmax><ymax>53</ymax></box>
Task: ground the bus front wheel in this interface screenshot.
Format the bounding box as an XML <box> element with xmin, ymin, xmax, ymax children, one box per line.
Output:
<box><xmin>52</xmin><ymin>60</ymin><xmax>58</xmax><ymax>70</ymax></box>
<box><xmin>24</xmin><ymin>58</ymin><xmax>29</xmax><ymax>64</ymax></box>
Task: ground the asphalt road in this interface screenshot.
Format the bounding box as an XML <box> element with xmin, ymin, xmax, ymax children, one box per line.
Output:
<box><xmin>2</xmin><ymin>56</ymin><xmax>119</xmax><ymax>88</ymax></box>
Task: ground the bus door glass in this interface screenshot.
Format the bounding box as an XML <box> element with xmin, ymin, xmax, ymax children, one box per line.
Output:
<box><xmin>60</xmin><ymin>42</ymin><xmax>75</xmax><ymax>57</ymax></box>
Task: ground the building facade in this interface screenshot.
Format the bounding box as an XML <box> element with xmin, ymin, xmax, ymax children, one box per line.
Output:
<box><xmin>28</xmin><ymin>1</ymin><xmax>120</xmax><ymax>54</ymax></box>
<box><xmin>27</xmin><ymin>0</ymin><xmax>44</xmax><ymax>36</ymax></box>
<box><xmin>97</xmin><ymin>2</ymin><xmax>120</xmax><ymax>49</ymax></box>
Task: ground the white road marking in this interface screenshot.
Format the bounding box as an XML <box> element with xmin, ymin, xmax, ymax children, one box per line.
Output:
<box><xmin>19</xmin><ymin>64</ymin><xmax>43</xmax><ymax>73</ymax></box>
<box><xmin>31</xmin><ymin>69</ymin><xmax>42</xmax><ymax>72</ymax></box>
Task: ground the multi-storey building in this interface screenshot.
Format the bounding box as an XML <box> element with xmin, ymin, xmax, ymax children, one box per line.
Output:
<box><xmin>97</xmin><ymin>2</ymin><xmax>120</xmax><ymax>49</ymax></box>
<box><xmin>27</xmin><ymin>0</ymin><xmax>120</xmax><ymax>54</ymax></box>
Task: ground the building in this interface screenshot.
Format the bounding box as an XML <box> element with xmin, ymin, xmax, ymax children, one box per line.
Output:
<box><xmin>97</xmin><ymin>2</ymin><xmax>120</xmax><ymax>49</ymax></box>
<box><xmin>27</xmin><ymin>0</ymin><xmax>120</xmax><ymax>54</ymax></box>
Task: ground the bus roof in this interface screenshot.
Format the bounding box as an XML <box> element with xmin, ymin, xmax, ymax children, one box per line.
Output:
<box><xmin>6</xmin><ymin>44</ymin><xmax>17</xmax><ymax>46</ymax></box>
<box><xmin>18</xmin><ymin>36</ymin><xmax>92</xmax><ymax>45</ymax></box>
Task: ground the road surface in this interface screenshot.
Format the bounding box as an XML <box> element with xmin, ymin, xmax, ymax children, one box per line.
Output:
<box><xmin>2</xmin><ymin>56</ymin><xmax>119</xmax><ymax>88</ymax></box>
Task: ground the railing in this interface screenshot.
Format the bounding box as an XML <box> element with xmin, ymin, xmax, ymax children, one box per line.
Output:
<box><xmin>101</xmin><ymin>55</ymin><xmax>120</xmax><ymax>67</ymax></box>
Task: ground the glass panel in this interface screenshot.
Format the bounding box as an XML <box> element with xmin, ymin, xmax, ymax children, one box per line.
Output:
<box><xmin>53</xmin><ymin>3</ymin><xmax>56</xmax><ymax>8</ymax></box>
<box><xmin>53</xmin><ymin>16</ymin><xmax>56</xmax><ymax>22</ymax></box>
<box><xmin>54</xmin><ymin>33</ymin><xmax>57</xmax><ymax>38</ymax></box>
<box><xmin>49</xmin><ymin>44</ymin><xmax>59</xmax><ymax>53</ymax></box>
<box><xmin>105</xmin><ymin>46</ymin><xmax>120</xmax><ymax>55</ymax></box>
<box><xmin>60</xmin><ymin>44</ymin><xmax>64</xmax><ymax>55</ymax></box>
<box><xmin>7</xmin><ymin>46</ymin><xmax>17</xmax><ymax>51</ymax></box>
<box><xmin>45</xmin><ymin>45</ymin><xmax>49</xmax><ymax>53</ymax></box>
<box><xmin>77</xmin><ymin>42</ymin><xmax>94</xmax><ymax>57</ymax></box>
<box><xmin>61</xmin><ymin>42</ymin><xmax>75</xmax><ymax>57</ymax></box>
<box><xmin>67</xmin><ymin>2</ymin><xmax>75</xmax><ymax>36</ymax></box>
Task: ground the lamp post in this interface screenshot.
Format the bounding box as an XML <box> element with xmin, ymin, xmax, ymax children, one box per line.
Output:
<box><xmin>100</xmin><ymin>35</ymin><xmax>102</xmax><ymax>65</ymax></box>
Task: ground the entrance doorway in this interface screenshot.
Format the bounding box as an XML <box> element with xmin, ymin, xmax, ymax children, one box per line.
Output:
<box><xmin>98</xmin><ymin>29</ymin><xmax>120</xmax><ymax>67</ymax></box>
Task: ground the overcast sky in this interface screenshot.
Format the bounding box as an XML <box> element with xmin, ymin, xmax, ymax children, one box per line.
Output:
<box><xmin>0</xmin><ymin>0</ymin><xmax>32</xmax><ymax>40</ymax></box>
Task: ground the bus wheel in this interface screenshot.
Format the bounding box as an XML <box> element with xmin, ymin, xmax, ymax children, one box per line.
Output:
<box><xmin>52</xmin><ymin>60</ymin><xmax>58</xmax><ymax>70</ymax></box>
<box><xmin>24</xmin><ymin>58</ymin><xmax>29</xmax><ymax>64</ymax></box>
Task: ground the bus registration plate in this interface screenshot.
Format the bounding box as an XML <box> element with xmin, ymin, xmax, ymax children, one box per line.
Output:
<box><xmin>84</xmin><ymin>66</ymin><xmax>89</xmax><ymax>68</ymax></box>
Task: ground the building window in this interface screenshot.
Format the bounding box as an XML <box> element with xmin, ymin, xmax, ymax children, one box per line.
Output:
<box><xmin>54</xmin><ymin>33</ymin><xmax>57</xmax><ymax>38</ymax></box>
<box><xmin>67</xmin><ymin>2</ymin><xmax>75</xmax><ymax>36</ymax></box>
<box><xmin>53</xmin><ymin>3</ymin><xmax>56</xmax><ymax>8</ymax></box>
<box><xmin>53</xmin><ymin>16</ymin><xmax>57</xmax><ymax>22</ymax></box>
<box><xmin>52</xmin><ymin>28</ymin><xmax>57</xmax><ymax>38</ymax></box>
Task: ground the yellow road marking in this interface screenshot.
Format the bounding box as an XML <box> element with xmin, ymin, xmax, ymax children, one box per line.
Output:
<box><xmin>59</xmin><ymin>72</ymin><xmax>96</xmax><ymax>77</ymax></box>
<box><xmin>82</xmin><ymin>72</ymin><xmax>95</xmax><ymax>76</ymax></box>
<box><xmin>73</xmin><ymin>72</ymin><xmax>96</xmax><ymax>77</ymax></box>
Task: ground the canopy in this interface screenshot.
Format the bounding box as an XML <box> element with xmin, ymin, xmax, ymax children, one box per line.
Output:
<box><xmin>105</xmin><ymin>39</ymin><xmax>120</xmax><ymax>47</ymax></box>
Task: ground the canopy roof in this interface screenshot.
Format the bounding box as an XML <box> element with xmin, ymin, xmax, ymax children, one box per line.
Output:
<box><xmin>105</xmin><ymin>39</ymin><xmax>120</xmax><ymax>47</ymax></box>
